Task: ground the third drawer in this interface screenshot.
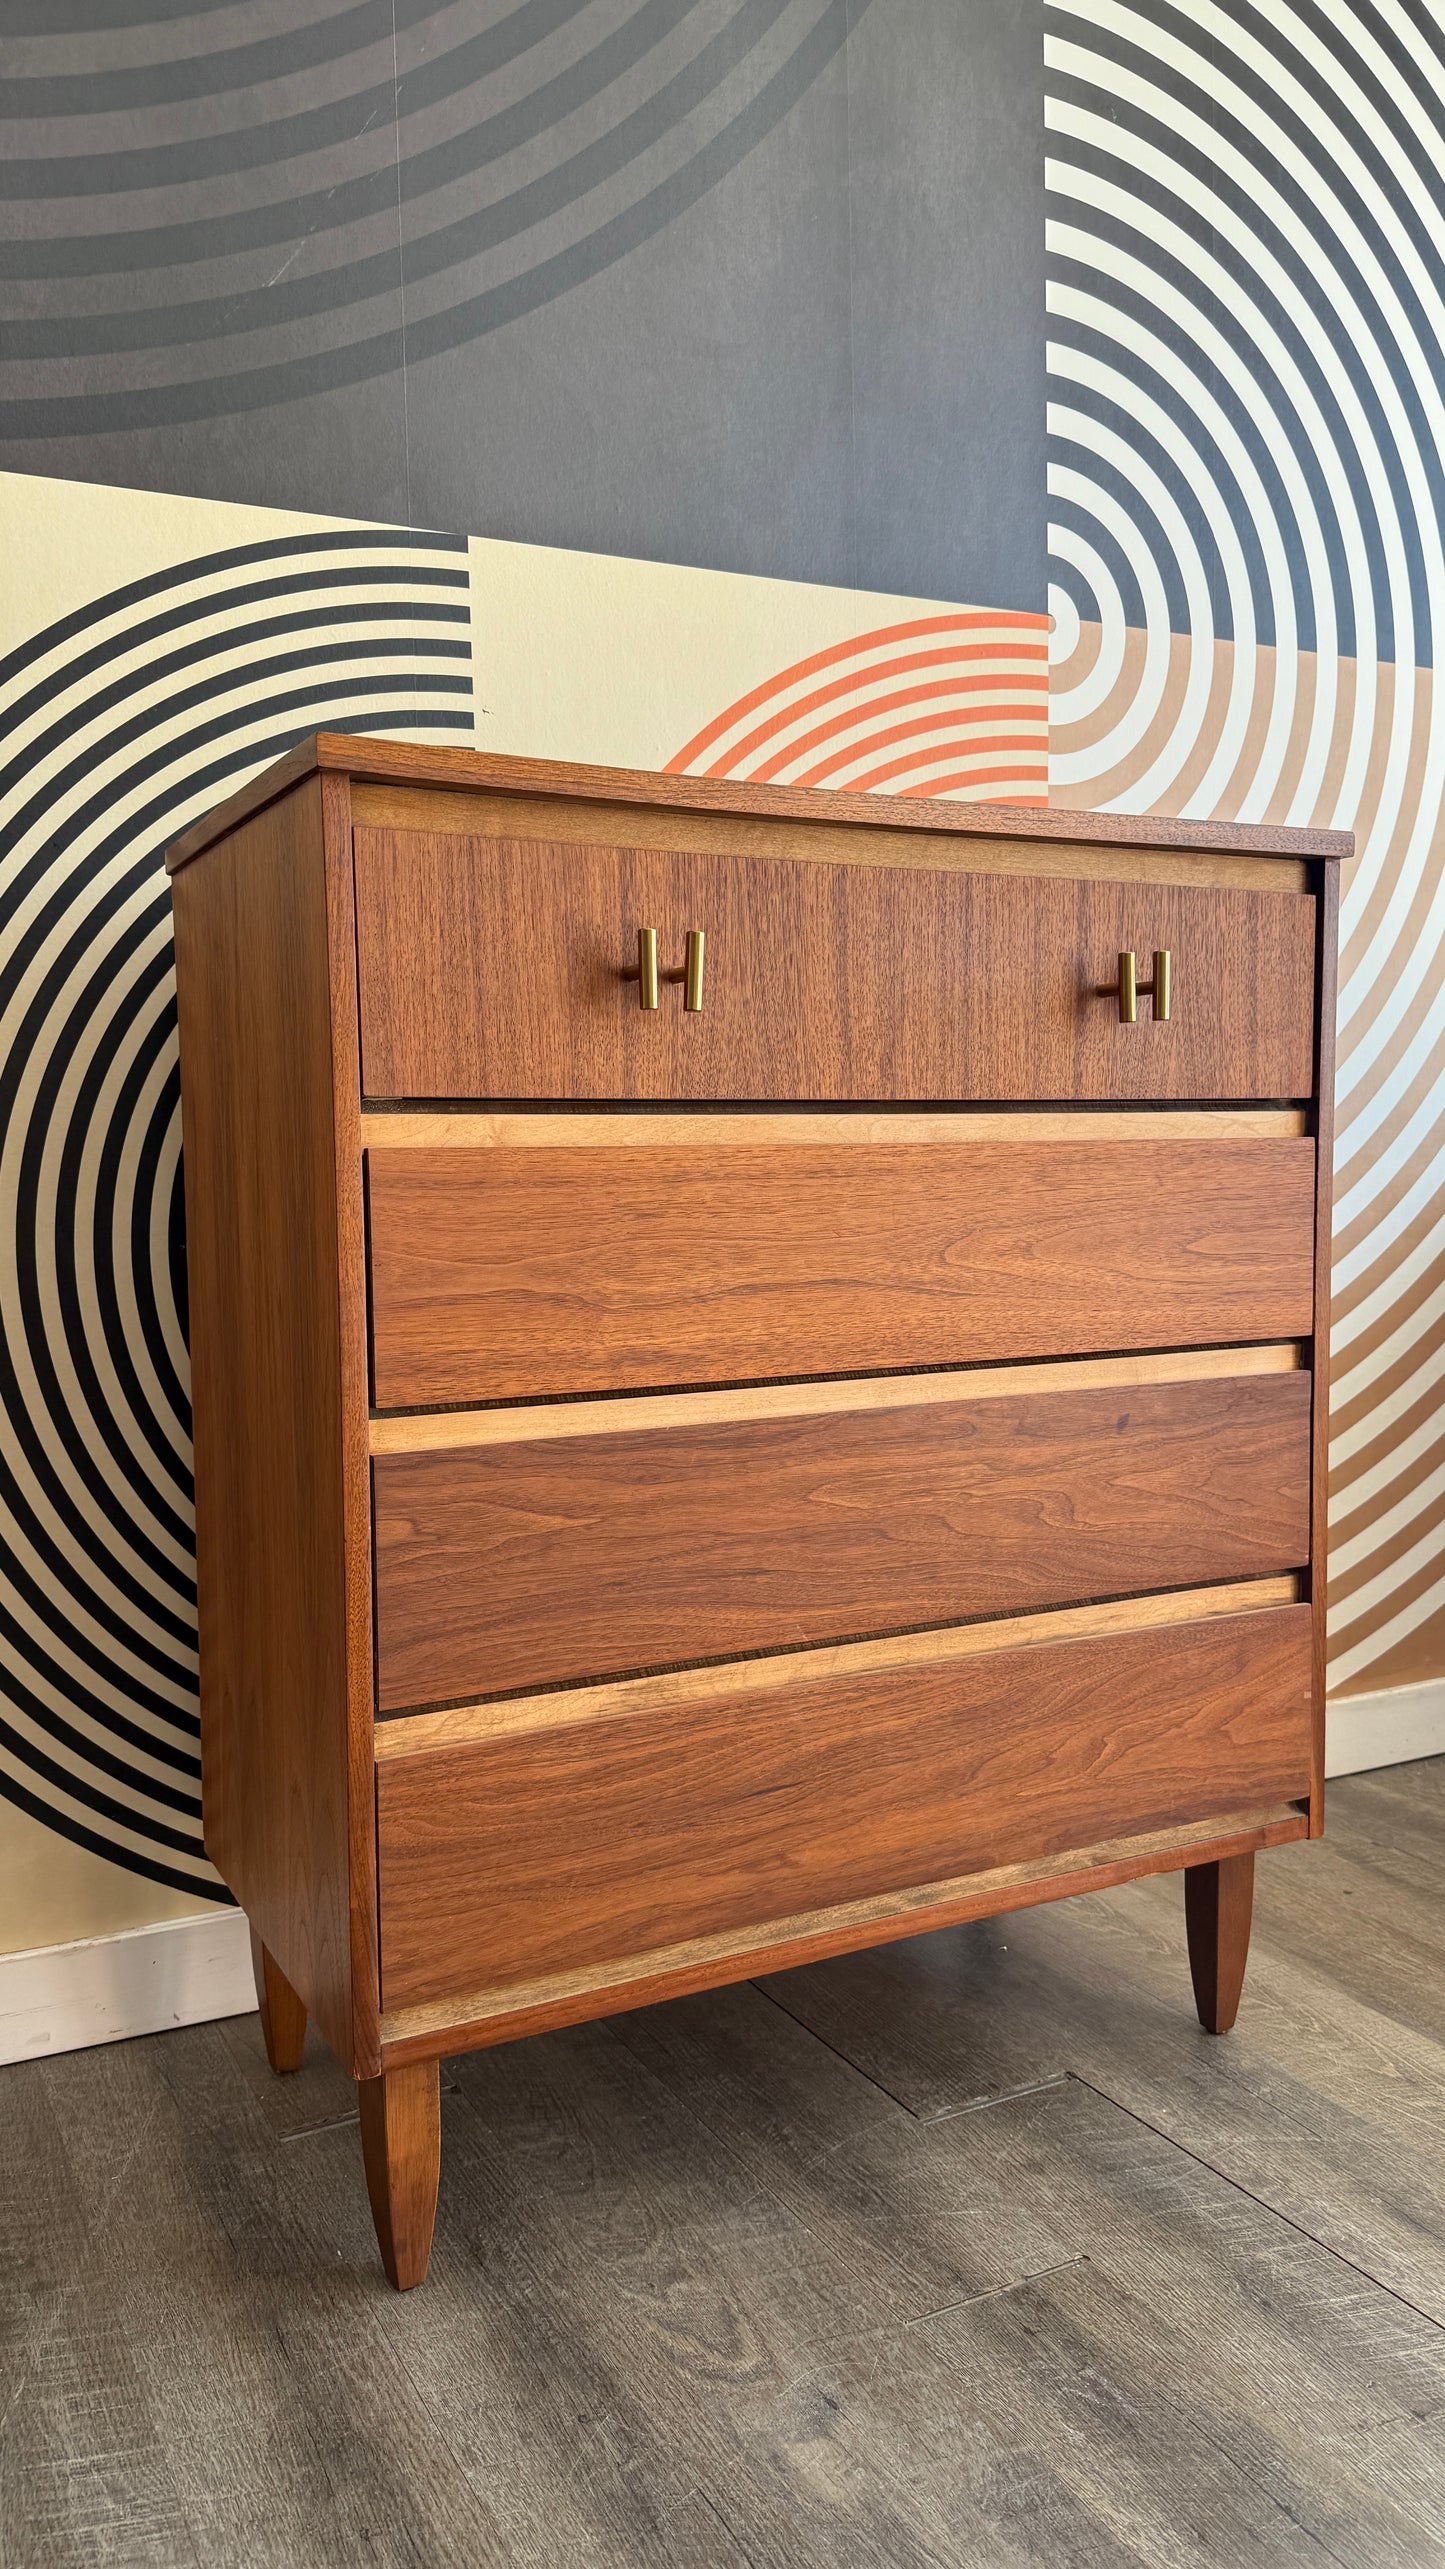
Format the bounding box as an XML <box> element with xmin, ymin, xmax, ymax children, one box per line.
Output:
<box><xmin>370</xmin><ymin>1350</ymin><xmax>1313</xmax><ymax>1709</ymax></box>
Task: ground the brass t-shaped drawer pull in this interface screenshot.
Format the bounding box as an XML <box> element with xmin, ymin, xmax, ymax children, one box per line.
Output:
<box><xmin>1117</xmin><ymin>949</ymin><xmax>1171</xmax><ymax>1023</ymax></box>
<box><xmin>680</xmin><ymin>928</ymin><xmax>706</xmax><ymax>1013</ymax></box>
<box><xmin>626</xmin><ymin>928</ymin><xmax>705</xmax><ymax>1012</ymax></box>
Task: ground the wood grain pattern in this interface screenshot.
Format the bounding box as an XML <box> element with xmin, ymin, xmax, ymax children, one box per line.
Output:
<box><xmin>375</xmin><ymin>1603</ymin><xmax>1315</xmax><ymax>2013</ymax></box>
<box><xmin>368</xmin><ymin>1343</ymin><xmax>1304</xmax><ymax>1456</ymax></box>
<box><xmin>349</xmin><ymin>781</ymin><xmax>1313</xmax><ymax>893</ymax></box>
<box><xmin>171</xmin><ymin>778</ymin><xmax>364</xmax><ymax>2072</ymax></box>
<box><xmin>163</xmin><ymin>731</ymin><xmax>1353</xmax><ymax>871</ymax></box>
<box><xmin>373</xmin><ymin>1577</ymin><xmax>1303</xmax><ymax>1756</ymax></box>
<box><xmin>352</xmin><ymin>827</ymin><xmax>1319</xmax><ymax>1102</ymax></box>
<box><xmin>366</xmin><ymin>1133</ymin><xmax>1318</xmax><ymax>1406</ymax></box>
<box><xmin>1184</xmin><ymin>1852</ymin><xmax>1256</xmax><ymax>2034</ymax></box>
<box><xmin>250</xmin><ymin>1932</ymin><xmax>307</xmax><ymax>2075</ymax></box>
<box><xmin>357</xmin><ymin>2059</ymin><xmax>441</xmax><ymax>2291</ymax></box>
<box><xmin>360</xmin><ymin>1106</ymin><xmax>1310</xmax><ymax>1148</ymax></box>
<box><xmin>163</xmin><ymin>736</ymin><xmax>1343</xmax><ymax>2305</ymax></box>
<box><xmin>1308</xmin><ymin>862</ymin><xmax>1340</xmax><ymax>1835</ymax></box>
<box><xmin>319</xmin><ymin>769</ymin><xmax>382</xmax><ymax>2077</ymax></box>
<box><xmin>372</xmin><ymin>1371</ymin><xmax>1313</xmax><ymax>1708</ymax></box>
<box><xmin>378</xmin><ymin>1805</ymin><xmax>1309</xmax><ymax>2062</ymax></box>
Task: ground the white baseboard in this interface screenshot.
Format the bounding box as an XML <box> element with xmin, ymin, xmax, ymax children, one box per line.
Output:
<box><xmin>0</xmin><ymin>1908</ymin><xmax>254</xmax><ymax>2068</ymax></box>
<box><xmin>1326</xmin><ymin>1677</ymin><xmax>1445</xmax><ymax>1779</ymax></box>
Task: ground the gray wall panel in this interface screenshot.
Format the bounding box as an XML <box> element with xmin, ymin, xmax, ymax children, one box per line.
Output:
<box><xmin>0</xmin><ymin>0</ymin><xmax>1044</xmax><ymax>606</ymax></box>
<box><xmin>848</xmin><ymin>0</ymin><xmax>1044</xmax><ymax>609</ymax></box>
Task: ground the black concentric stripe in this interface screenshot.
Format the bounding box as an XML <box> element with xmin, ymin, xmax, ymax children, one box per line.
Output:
<box><xmin>1</xmin><ymin>644</ymin><xmax>469</xmax><ymax>931</ymax></box>
<box><xmin>0</xmin><ymin>0</ymin><xmax>645</xmax><ymax>276</ymax></box>
<box><xmin>0</xmin><ymin>0</ymin><xmax>448</xmax><ymax>119</ymax></box>
<box><xmin>0</xmin><ymin>1763</ymin><xmax>219</xmax><ymax>1905</ymax></box>
<box><xmin>1049</xmin><ymin>233</ymin><xmax>1415</xmax><ymax>676</ymax></box>
<box><xmin>1053</xmin><ymin>379</ymin><xmax>1273</xmax><ymax>646</ymax></box>
<box><xmin>5</xmin><ymin>693</ymin><xmax>467</xmax><ymax>1641</ymax></box>
<box><xmin>0</xmin><ymin>1641</ymin><xmax>198</xmax><ymax>1803</ymax></box>
<box><xmin>1047</xmin><ymin>471</ymin><xmax>1183</xmax><ymax>637</ymax></box>
<box><xmin>6</xmin><ymin>642</ymin><xmax>472</xmax><ymax>910</ymax></box>
<box><xmin>1049</xmin><ymin>119</ymin><xmax>1406</xmax><ymax>659</ymax></box>
<box><xmin>1049</xmin><ymin>200</ymin><xmax>1386</xmax><ymax>660</ymax></box>
<box><xmin>2</xmin><ymin>620</ymin><xmax>470</xmax><ymax>806</ymax></box>
<box><xmin>0</xmin><ymin>0</ymin><xmax>861</xmax><ymax>438</ymax></box>
<box><xmin>5</xmin><ymin>652</ymin><xmax>467</xmax><ymax>1551</ymax></box>
<box><xmin>0</xmin><ymin>1565</ymin><xmax>196</xmax><ymax>1757</ymax></box>
<box><xmin>1050</xmin><ymin>254</ymin><xmax>1351</xmax><ymax>655</ymax></box>
<box><xmin>1076</xmin><ymin>0</ymin><xmax>1445</xmax><ymax>424</ymax></box>
<box><xmin>1</xmin><ymin>527</ymin><xmax>472</xmax><ymax>1898</ymax></box>
<box><xmin>1242</xmin><ymin>0</ymin><xmax>1445</xmax><ymax>304</ymax></box>
<box><xmin>1047</xmin><ymin>1</ymin><xmax>1445</xmax><ymax>1690</ymax></box>
<box><xmin>30</xmin><ymin>932</ymin><xmax>194</xmax><ymax>1542</ymax></box>
<box><xmin>1046</xmin><ymin>3</ymin><xmax>1445</xmax><ymax>666</ymax></box>
<box><xmin>107</xmin><ymin>1053</ymin><xmax>189</xmax><ymax>1463</ymax></box>
<box><xmin>4</xmin><ymin>0</ymin><xmax>777</xmax><ymax>353</ymax></box>
<box><xmin>1046</xmin><ymin>503</ymin><xmax>1149</xmax><ymax>633</ymax></box>
<box><xmin>0</xmin><ymin>0</ymin><xmax>596</xmax><ymax>194</ymax></box>
<box><xmin>0</xmin><ymin>529</ymin><xmax>468</xmax><ymax>694</ymax></box>
<box><xmin>0</xmin><ymin>1722</ymin><xmax>203</xmax><ymax>1852</ymax></box>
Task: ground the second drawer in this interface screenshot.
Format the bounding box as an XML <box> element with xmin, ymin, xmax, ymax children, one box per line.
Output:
<box><xmin>371</xmin><ymin>1352</ymin><xmax>1312</xmax><ymax>1709</ymax></box>
<box><xmin>366</xmin><ymin>1117</ymin><xmax>1317</xmax><ymax>1408</ymax></box>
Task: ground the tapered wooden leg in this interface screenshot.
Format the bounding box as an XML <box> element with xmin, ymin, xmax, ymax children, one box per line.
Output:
<box><xmin>358</xmin><ymin>2061</ymin><xmax>442</xmax><ymax>2291</ymax></box>
<box><xmin>249</xmin><ymin>1928</ymin><xmax>307</xmax><ymax>2072</ymax></box>
<box><xmin>1184</xmin><ymin>1852</ymin><xmax>1255</xmax><ymax>2035</ymax></box>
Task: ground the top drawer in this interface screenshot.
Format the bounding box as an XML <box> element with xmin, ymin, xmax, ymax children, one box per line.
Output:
<box><xmin>351</xmin><ymin>822</ymin><xmax>1318</xmax><ymax>1103</ymax></box>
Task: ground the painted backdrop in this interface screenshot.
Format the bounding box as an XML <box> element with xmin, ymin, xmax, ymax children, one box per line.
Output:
<box><xmin>1</xmin><ymin>0</ymin><xmax>1440</xmax><ymax>1956</ymax></box>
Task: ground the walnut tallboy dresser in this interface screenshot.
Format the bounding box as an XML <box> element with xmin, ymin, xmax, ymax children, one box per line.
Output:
<box><xmin>167</xmin><ymin>735</ymin><xmax>1346</xmax><ymax>2289</ymax></box>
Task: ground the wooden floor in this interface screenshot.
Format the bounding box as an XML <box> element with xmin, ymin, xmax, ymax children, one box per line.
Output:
<box><xmin>5</xmin><ymin>1761</ymin><xmax>1445</xmax><ymax>2567</ymax></box>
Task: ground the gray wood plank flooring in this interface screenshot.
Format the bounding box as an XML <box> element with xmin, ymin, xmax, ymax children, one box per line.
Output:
<box><xmin>4</xmin><ymin>1761</ymin><xmax>1445</xmax><ymax>2566</ymax></box>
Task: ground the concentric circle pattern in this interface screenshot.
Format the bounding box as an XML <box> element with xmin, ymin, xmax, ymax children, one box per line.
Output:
<box><xmin>0</xmin><ymin>0</ymin><xmax>857</xmax><ymax>440</ymax></box>
<box><xmin>1046</xmin><ymin>0</ymin><xmax>1445</xmax><ymax>1692</ymax></box>
<box><xmin>0</xmin><ymin>528</ymin><xmax>471</xmax><ymax>1894</ymax></box>
<box><xmin>668</xmin><ymin>614</ymin><xmax>1049</xmax><ymax>802</ymax></box>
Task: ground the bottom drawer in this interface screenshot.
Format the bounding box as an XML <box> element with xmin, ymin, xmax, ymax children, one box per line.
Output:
<box><xmin>375</xmin><ymin>1592</ymin><xmax>1313</xmax><ymax>2017</ymax></box>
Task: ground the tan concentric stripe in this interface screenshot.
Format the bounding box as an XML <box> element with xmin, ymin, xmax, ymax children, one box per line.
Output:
<box><xmin>1050</xmin><ymin>619</ymin><xmax>1445</xmax><ymax>1700</ymax></box>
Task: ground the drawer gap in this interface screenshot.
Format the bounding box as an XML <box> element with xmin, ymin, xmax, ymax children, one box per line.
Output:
<box><xmin>373</xmin><ymin>1574</ymin><xmax>1303</xmax><ymax>1741</ymax></box>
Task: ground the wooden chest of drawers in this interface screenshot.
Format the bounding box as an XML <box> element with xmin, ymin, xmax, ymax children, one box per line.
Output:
<box><xmin>167</xmin><ymin>735</ymin><xmax>1346</xmax><ymax>2290</ymax></box>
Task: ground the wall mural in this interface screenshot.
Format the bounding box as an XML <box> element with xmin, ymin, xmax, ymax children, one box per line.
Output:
<box><xmin>0</xmin><ymin>0</ymin><xmax>859</xmax><ymax>445</ymax></box>
<box><xmin>0</xmin><ymin>476</ymin><xmax>1042</xmax><ymax>1920</ymax></box>
<box><xmin>1045</xmin><ymin>0</ymin><xmax>1445</xmax><ymax>1695</ymax></box>
<box><xmin>0</xmin><ymin>497</ymin><xmax>473</xmax><ymax>1911</ymax></box>
<box><xmin>0</xmin><ymin>0</ymin><xmax>1439</xmax><ymax>1961</ymax></box>
<box><xmin>0</xmin><ymin>0</ymin><xmax>1043</xmax><ymax>610</ymax></box>
<box><xmin>667</xmin><ymin>612</ymin><xmax>1049</xmax><ymax>801</ymax></box>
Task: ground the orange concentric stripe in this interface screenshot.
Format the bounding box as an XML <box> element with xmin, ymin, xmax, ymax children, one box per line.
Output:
<box><xmin>714</xmin><ymin>646</ymin><xmax>1032</xmax><ymax>777</ymax></box>
<box><xmin>668</xmin><ymin>611</ymin><xmax>1050</xmax><ymax>805</ymax></box>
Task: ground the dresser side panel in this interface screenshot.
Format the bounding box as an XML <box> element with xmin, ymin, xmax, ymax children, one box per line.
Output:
<box><xmin>319</xmin><ymin>770</ymin><xmax>381</xmax><ymax>2071</ymax></box>
<box><xmin>172</xmin><ymin>776</ymin><xmax>360</xmax><ymax>2070</ymax></box>
<box><xmin>1309</xmin><ymin>860</ymin><xmax>1341</xmax><ymax>1831</ymax></box>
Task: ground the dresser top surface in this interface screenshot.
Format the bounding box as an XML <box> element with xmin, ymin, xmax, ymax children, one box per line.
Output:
<box><xmin>165</xmin><ymin>732</ymin><xmax>1355</xmax><ymax>877</ymax></box>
